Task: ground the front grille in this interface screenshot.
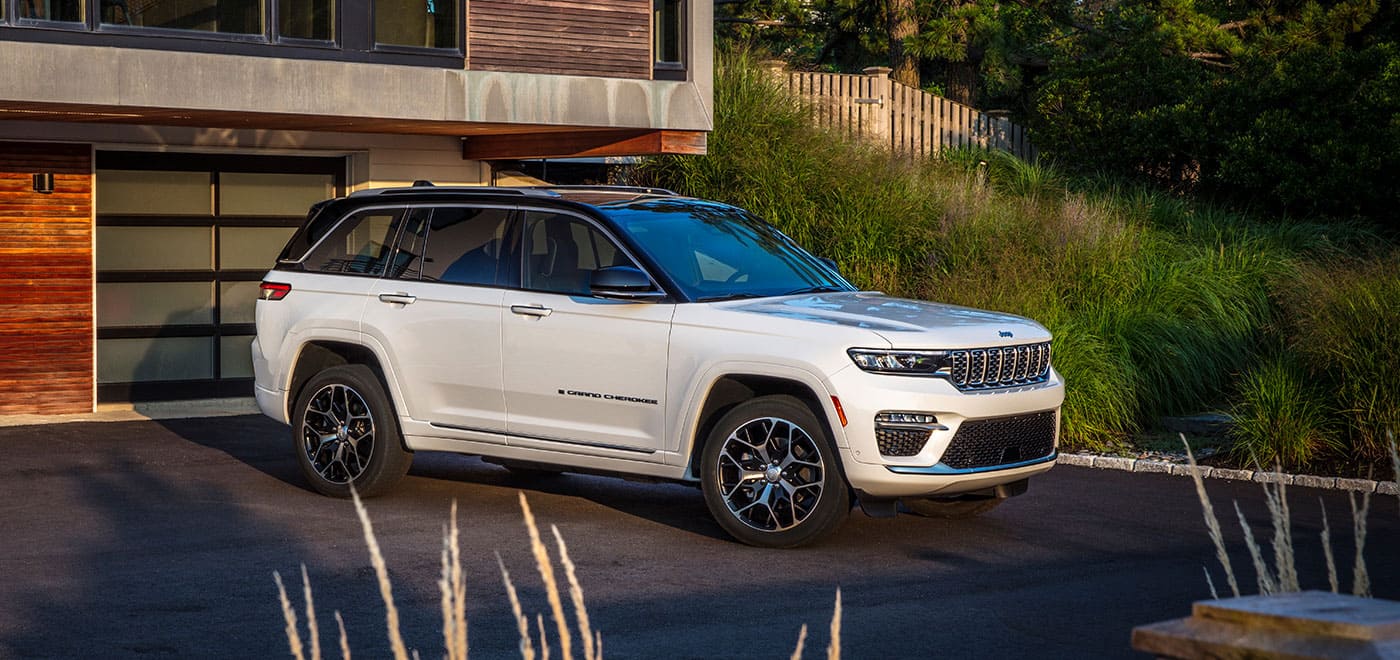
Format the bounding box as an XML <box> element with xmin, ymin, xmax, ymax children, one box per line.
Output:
<box><xmin>946</xmin><ymin>341</ymin><xmax>1051</xmax><ymax>391</ymax></box>
<box><xmin>939</xmin><ymin>411</ymin><xmax>1056</xmax><ymax>469</ymax></box>
<box><xmin>876</xmin><ymin>427</ymin><xmax>931</xmax><ymax>456</ymax></box>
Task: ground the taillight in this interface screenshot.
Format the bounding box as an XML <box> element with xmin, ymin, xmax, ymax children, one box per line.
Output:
<box><xmin>259</xmin><ymin>281</ymin><xmax>291</xmax><ymax>301</ymax></box>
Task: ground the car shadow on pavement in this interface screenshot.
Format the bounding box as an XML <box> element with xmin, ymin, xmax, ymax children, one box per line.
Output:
<box><xmin>161</xmin><ymin>414</ymin><xmax>732</xmax><ymax>542</ymax></box>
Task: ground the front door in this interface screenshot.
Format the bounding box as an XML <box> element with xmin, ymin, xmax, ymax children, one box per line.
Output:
<box><xmin>502</xmin><ymin>210</ymin><xmax>673</xmax><ymax>455</ymax></box>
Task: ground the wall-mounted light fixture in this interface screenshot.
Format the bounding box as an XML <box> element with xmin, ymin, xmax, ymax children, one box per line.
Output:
<box><xmin>32</xmin><ymin>173</ymin><xmax>54</xmax><ymax>194</ymax></box>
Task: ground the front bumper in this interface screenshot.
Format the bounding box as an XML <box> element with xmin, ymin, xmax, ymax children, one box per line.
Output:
<box><xmin>826</xmin><ymin>364</ymin><xmax>1065</xmax><ymax>498</ymax></box>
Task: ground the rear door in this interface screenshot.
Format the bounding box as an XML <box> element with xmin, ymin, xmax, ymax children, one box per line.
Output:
<box><xmin>501</xmin><ymin>210</ymin><xmax>674</xmax><ymax>455</ymax></box>
<box><xmin>361</xmin><ymin>204</ymin><xmax>516</xmax><ymax>434</ymax></box>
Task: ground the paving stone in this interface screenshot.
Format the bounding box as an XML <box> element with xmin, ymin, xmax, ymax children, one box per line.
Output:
<box><xmin>1169</xmin><ymin>463</ymin><xmax>1210</xmax><ymax>478</ymax></box>
<box><xmin>1211</xmin><ymin>468</ymin><xmax>1254</xmax><ymax>482</ymax></box>
<box><xmin>1057</xmin><ymin>453</ymin><xmax>1094</xmax><ymax>467</ymax></box>
<box><xmin>1335</xmin><ymin>478</ymin><xmax>1378</xmax><ymax>493</ymax></box>
<box><xmin>1092</xmin><ymin>456</ymin><xmax>1136</xmax><ymax>471</ymax></box>
<box><xmin>1377</xmin><ymin>481</ymin><xmax>1400</xmax><ymax>496</ymax></box>
<box><xmin>1252</xmin><ymin>471</ymin><xmax>1293</xmax><ymax>485</ymax></box>
<box><xmin>1292</xmin><ymin>474</ymin><xmax>1338</xmax><ymax>490</ymax></box>
<box><xmin>1133</xmin><ymin>460</ymin><xmax>1174</xmax><ymax>474</ymax></box>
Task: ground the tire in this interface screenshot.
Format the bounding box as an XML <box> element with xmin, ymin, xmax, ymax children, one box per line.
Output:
<box><xmin>700</xmin><ymin>395</ymin><xmax>850</xmax><ymax>548</ymax></box>
<box><xmin>902</xmin><ymin>496</ymin><xmax>1003</xmax><ymax>519</ymax></box>
<box><xmin>291</xmin><ymin>364</ymin><xmax>412</xmax><ymax>498</ymax></box>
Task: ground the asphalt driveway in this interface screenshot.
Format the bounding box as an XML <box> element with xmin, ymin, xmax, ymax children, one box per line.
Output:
<box><xmin>0</xmin><ymin>415</ymin><xmax>1395</xmax><ymax>659</ymax></box>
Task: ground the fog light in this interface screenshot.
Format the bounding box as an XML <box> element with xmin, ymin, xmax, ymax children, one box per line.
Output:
<box><xmin>875</xmin><ymin>412</ymin><xmax>939</xmax><ymax>425</ymax></box>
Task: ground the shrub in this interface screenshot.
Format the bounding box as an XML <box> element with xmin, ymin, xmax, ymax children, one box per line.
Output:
<box><xmin>1229</xmin><ymin>356</ymin><xmax>1341</xmax><ymax>470</ymax></box>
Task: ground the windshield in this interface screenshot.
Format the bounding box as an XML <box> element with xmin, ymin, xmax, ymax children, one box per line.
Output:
<box><xmin>601</xmin><ymin>199</ymin><xmax>854</xmax><ymax>302</ymax></box>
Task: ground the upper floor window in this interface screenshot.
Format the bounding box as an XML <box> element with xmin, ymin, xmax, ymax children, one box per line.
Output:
<box><xmin>2</xmin><ymin>0</ymin><xmax>459</xmax><ymax>65</ymax></box>
<box><xmin>653</xmin><ymin>0</ymin><xmax>684</xmax><ymax>79</ymax></box>
<box><xmin>375</xmin><ymin>0</ymin><xmax>456</xmax><ymax>49</ymax></box>
<box><xmin>17</xmin><ymin>0</ymin><xmax>83</xmax><ymax>22</ymax></box>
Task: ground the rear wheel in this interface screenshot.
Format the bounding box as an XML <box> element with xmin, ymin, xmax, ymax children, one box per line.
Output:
<box><xmin>291</xmin><ymin>365</ymin><xmax>411</xmax><ymax>498</ymax></box>
<box><xmin>700</xmin><ymin>395</ymin><xmax>850</xmax><ymax>548</ymax></box>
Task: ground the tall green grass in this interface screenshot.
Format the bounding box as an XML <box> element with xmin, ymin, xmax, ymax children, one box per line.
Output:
<box><xmin>638</xmin><ymin>47</ymin><xmax>1397</xmax><ymax>465</ymax></box>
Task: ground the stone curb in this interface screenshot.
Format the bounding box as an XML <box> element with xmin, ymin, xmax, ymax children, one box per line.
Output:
<box><xmin>1059</xmin><ymin>452</ymin><xmax>1398</xmax><ymax>494</ymax></box>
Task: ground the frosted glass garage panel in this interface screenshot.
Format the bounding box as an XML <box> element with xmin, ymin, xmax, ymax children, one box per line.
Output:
<box><xmin>220</xmin><ymin>226</ymin><xmax>298</xmax><ymax>270</ymax></box>
<box><xmin>220</xmin><ymin>335</ymin><xmax>256</xmax><ymax>378</ymax></box>
<box><xmin>97</xmin><ymin>227</ymin><xmax>212</xmax><ymax>271</ymax></box>
<box><xmin>97</xmin><ymin>169</ymin><xmax>211</xmax><ymax>215</ymax></box>
<box><xmin>97</xmin><ymin>282</ymin><xmax>213</xmax><ymax>328</ymax></box>
<box><xmin>97</xmin><ymin>337</ymin><xmax>214</xmax><ymax>383</ymax></box>
<box><xmin>220</xmin><ymin>173</ymin><xmax>336</xmax><ymax>216</ymax></box>
<box><xmin>220</xmin><ymin>281</ymin><xmax>261</xmax><ymax>325</ymax></box>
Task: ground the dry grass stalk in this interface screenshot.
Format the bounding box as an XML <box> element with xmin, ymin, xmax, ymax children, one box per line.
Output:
<box><xmin>334</xmin><ymin>612</ymin><xmax>351</xmax><ymax>660</ymax></box>
<box><xmin>495</xmin><ymin>551</ymin><xmax>536</xmax><ymax>660</ymax></box>
<box><xmin>1320</xmin><ymin>499</ymin><xmax>1339</xmax><ymax>593</ymax></box>
<box><xmin>350</xmin><ymin>488</ymin><xmax>410</xmax><ymax>660</ymax></box>
<box><xmin>1234</xmin><ymin>501</ymin><xmax>1276</xmax><ymax>595</ymax></box>
<box><xmin>537</xmin><ymin>613</ymin><xmax>550</xmax><ymax>660</ymax></box>
<box><xmin>551</xmin><ymin>525</ymin><xmax>595</xmax><ymax>660</ymax></box>
<box><xmin>826</xmin><ymin>588</ymin><xmax>841</xmax><ymax>660</ymax></box>
<box><xmin>1183</xmin><ymin>435</ymin><xmax>1241</xmax><ymax>597</ymax></box>
<box><xmin>302</xmin><ymin>565</ymin><xmax>323</xmax><ymax>660</ymax></box>
<box><xmin>789</xmin><ymin>624</ymin><xmax>808</xmax><ymax>660</ymax></box>
<box><xmin>1261</xmin><ymin>477</ymin><xmax>1299</xmax><ymax>592</ymax></box>
<box><xmin>274</xmin><ymin>571</ymin><xmax>307</xmax><ymax>660</ymax></box>
<box><xmin>1203</xmin><ymin>567</ymin><xmax>1219</xmax><ymax>600</ymax></box>
<box><xmin>450</xmin><ymin>501</ymin><xmax>467</xmax><ymax>659</ymax></box>
<box><xmin>1350</xmin><ymin>490</ymin><xmax>1372</xmax><ymax>597</ymax></box>
<box><xmin>438</xmin><ymin>501</ymin><xmax>468</xmax><ymax>660</ymax></box>
<box><xmin>518</xmin><ymin>493</ymin><xmax>573</xmax><ymax>660</ymax></box>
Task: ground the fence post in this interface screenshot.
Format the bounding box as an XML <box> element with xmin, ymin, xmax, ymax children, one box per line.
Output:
<box><xmin>861</xmin><ymin>66</ymin><xmax>892</xmax><ymax>147</ymax></box>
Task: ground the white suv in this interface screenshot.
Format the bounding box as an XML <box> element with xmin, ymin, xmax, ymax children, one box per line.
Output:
<box><xmin>253</xmin><ymin>185</ymin><xmax>1065</xmax><ymax>547</ymax></box>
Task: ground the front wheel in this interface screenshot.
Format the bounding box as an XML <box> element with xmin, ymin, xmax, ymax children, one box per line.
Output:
<box><xmin>291</xmin><ymin>364</ymin><xmax>411</xmax><ymax>498</ymax></box>
<box><xmin>700</xmin><ymin>395</ymin><xmax>850</xmax><ymax>548</ymax></box>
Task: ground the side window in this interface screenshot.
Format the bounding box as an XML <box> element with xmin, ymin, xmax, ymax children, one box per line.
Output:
<box><xmin>420</xmin><ymin>206</ymin><xmax>515</xmax><ymax>287</ymax></box>
<box><xmin>522</xmin><ymin>212</ymin><xmax>636</xmax><ymax>295</ymax></box>
<box><xmin>301</xmin><ymin>207</ymin><xmax>404</xmax><ymax>276</ymax></box>
<box><xmin>387</xmin><ymin>207</ymin><xmax>433</xmax><ymax>279</ymax></box>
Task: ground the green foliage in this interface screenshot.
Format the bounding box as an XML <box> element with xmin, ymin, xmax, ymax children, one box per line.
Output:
<box><xmin>1229</xmin><ymin>356</ymin><xmax>1341</xmax><ymax>470</ymax></box>
<box><xmin>639</xmin><ymin>51</ymin><xmax>1399</xmax><ymax>466</ymax></box>
<box><xmin>1282</xmin><ymin>257</ymin><xmax>1400</xmax><ymax>464</ymax></box>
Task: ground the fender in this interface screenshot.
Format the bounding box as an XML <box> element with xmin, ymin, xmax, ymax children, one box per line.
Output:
<box><xmin>670</xmin><ymin>359</ymin><xmax>849</xmax><ymax>475</ymax></box>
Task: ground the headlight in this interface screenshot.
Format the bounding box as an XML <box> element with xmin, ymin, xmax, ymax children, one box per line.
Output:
<box><xmin>847</xmin><ymin>348</ymin><xmax>949</xmax><ymax>375</ymax></box>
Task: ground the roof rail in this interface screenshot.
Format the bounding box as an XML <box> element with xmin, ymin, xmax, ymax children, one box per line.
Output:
<box><xmin>347</xmin><ymin>186</ymin><xmax>560</xmax><ymax>198</ymax></box>
<box><xmin>536</xmin><ymin>185</ymin><xmax>678</xmax><ymax>196</ymax></box>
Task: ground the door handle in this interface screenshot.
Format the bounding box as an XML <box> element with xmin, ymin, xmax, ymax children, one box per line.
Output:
<box><xmin>510</xmin><ymin>304</ymin><xmax>553</xmax><ymax>318</ymax></box>
<box><xmin>378</xmin><ymin>293</ymin><xmax>417</xmax><ymax>305</ymax></box>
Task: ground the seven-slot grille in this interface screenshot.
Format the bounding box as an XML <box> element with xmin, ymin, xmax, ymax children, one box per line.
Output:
<box><xmin>947</xmin><ymin>341</ymin><xmax>1051</xmax><ymax>391</ymax></box>
<box><xmin>939</xmin><ymin>411</ymin><xmax>1057</xmax><ymax>470</ymax></box>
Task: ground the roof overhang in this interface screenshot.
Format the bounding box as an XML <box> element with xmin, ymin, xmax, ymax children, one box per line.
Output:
<box><xmin>0</xmin><ymin>41</ymin><xmax>712</xmax><ymax>158</ymax></box>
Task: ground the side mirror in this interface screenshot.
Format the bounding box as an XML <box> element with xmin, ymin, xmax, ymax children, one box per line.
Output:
<box><xmin>590</xmin><ymin>266</ymin><xmax>666</xmax><ymax>302</ymax></box>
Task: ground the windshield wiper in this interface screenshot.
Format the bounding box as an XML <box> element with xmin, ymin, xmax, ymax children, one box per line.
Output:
<box><xmin>780</xmin><ymin>285</ymin><xmax>847</xmax><ymax>296</ymax></box>
<box><xmin>695</xmin><ymin>292</ymin><xmax>768</xmax><ymax>302</ymax></box>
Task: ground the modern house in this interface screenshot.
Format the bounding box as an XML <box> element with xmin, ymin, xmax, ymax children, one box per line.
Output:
<box><xmin>0</xmin><ymin>0</ymin><xmax>713</xmax><ymax>415</ymax></box>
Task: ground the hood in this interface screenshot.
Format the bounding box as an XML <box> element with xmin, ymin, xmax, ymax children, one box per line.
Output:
<box><xmin>720</xmin><ymin>292</ymin><xmax>1051</xmax><ymax>349</ymax></box>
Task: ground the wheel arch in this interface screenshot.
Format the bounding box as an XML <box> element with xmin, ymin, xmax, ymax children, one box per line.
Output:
<box><xmin>684</xmin><ymin>372</ymin><xmax>845</xmax><ymax>480</ymax></box>
<box><xmin>286</xmin><ymin>340</ymin><xmax>399</xmax><ymax>424</ymax></box>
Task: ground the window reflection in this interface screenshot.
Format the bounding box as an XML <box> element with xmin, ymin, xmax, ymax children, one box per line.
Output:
<box><xmin>19</xmin><ymin>0</ymin><xmax>83</xmax><ymax>22</ymax></box>
<box><xmin>376</xmin><ymin>0</ymin><xmax>457</xmax><ymax>49</ymax></box>
<box><xmin>100</xmin><ymin>0</ymin><xmax>263</xmax><ymax>33</ymax></box>
<box><xmin>279</xmin><ymin>0</ymin><xmax>333</xmax><ymax>40</ymax></box>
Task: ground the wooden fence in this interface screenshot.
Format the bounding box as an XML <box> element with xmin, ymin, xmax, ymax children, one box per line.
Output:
<box><xmin>775</xmin><ymin>65</ymin><xmax>1037</xmax><ymax>161</ymax></box>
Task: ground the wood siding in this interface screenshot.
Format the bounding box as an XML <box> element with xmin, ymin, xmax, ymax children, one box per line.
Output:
<box><xmin>469</xmin><ymin>0</ymin><xmax>652</xmax><ymax>79</ymax></box>
<box><xmin>0</xmin><ymin>142</ymin><xmax>93</xmax><ymax>414</ymax></box>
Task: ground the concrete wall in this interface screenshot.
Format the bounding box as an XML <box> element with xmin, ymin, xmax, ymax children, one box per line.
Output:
<box><xmin>0</xmin><ymin>122</ymin><xmax>489</xmax><ymax>189</ymax></box>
